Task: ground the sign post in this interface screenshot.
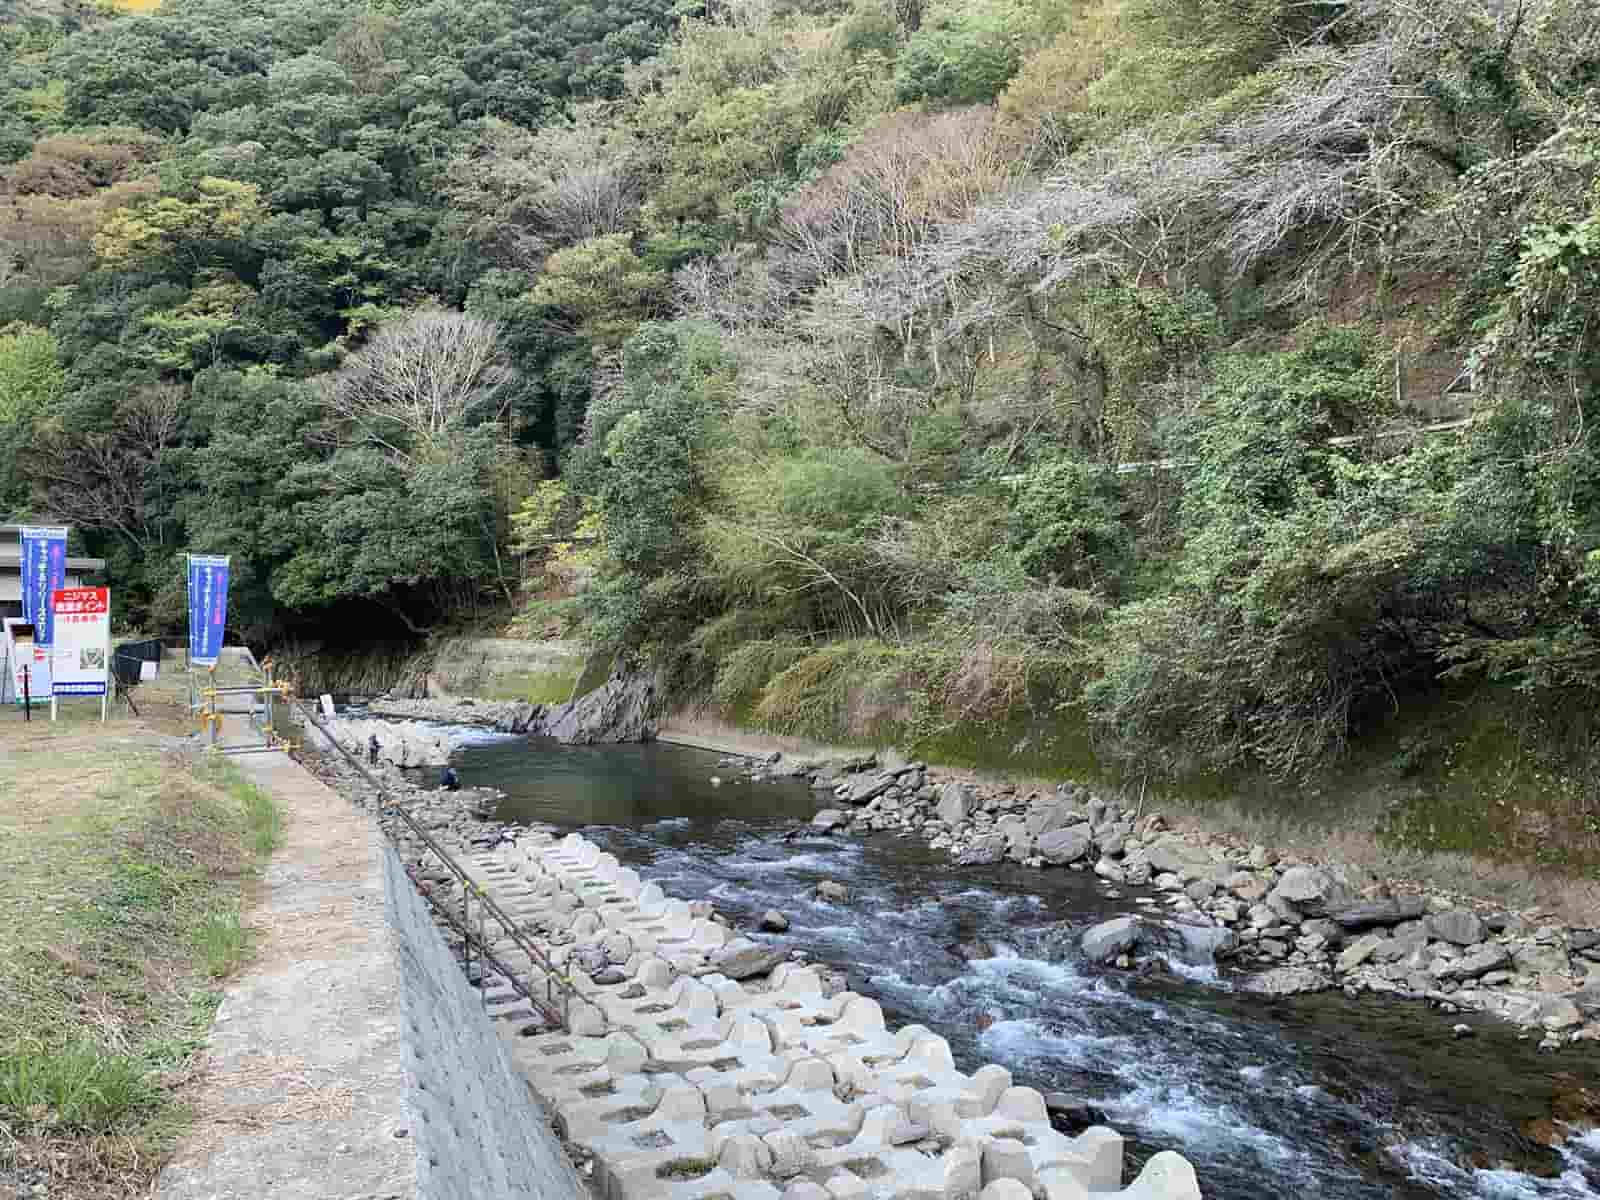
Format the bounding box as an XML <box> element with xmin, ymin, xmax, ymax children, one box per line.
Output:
<box><xmin>51</xmin><ymin>586</ymin><xmax>110</xmax><ymax>722</ymax></box>
<box><xmin>186</xmin><ymin>555</ymin><xmax>231</xmax><ymax>669</ymax></box>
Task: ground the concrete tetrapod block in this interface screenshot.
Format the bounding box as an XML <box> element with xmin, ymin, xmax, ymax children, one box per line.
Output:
<box><xmin>981</xmin><ymin>1180</ymin><xmax>1035</xmax><ymax>1200</ymax></box>
<box><xmin>981</xmin><ymin>1137</ymin><xmax>1039</xmax><ymax>1193</ymax></box>
<box><xmin>772</xmin><ymin>963</ymin><xmax>825</xmax><ymax>996</ymax></box>
<box><xmin>1122</xmin><ymin>1150</ymin><xmax>1202</xmax><ymax>1200</ymax></box>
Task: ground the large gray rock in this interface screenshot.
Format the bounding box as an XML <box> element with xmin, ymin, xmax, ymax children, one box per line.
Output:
<box><xmin>1433</xmin><ymin>943</ymin><xmax>1510</xmax><ymax>982</ymax></box>
<box><xmin>1270</xmin><ymin>866</ymin><xmax>1333</xmax><ymax>908</ymax></box>
<box><xmin>845</xmin><ymin>773</ymin><xmax>895</xmax><ymax>805</ymax></box>
<box><xmin>937</xmin><ymin>782</ymin><xmax>973</xmax><ymax>825</ymax></box>
<box><xmin>1082</xmin><ymin>917</ymin><xmax>1144</xmax><ymax>964</ymax></box>
<box><xmin>1329</xmin><ymin>897</ymin><xmax>1427</xmax><ymax>930</ymax></box>
<box><xmin>956</xmin><ymin>834</ymin><xmax>1008</xmax><ymax>866</ymax></box>
<box><xmin>712</xmin><ymin>938</ymin><xmax>788</xmax><ymax>980</ymax></box>
<box><xmin>1427</xmin><ymin>909</ymin><xmax>1486</xmax><ymax>947</ymax></box>
<box><xmin>525</xmin><ymin>663</ymin><xmax>657</xmax><ymax>744</ymax></box>
<box><xmin>812</xmin><ymin>809</ymin><xmax>848</xmax><ymax>833</ymax></box>
<box><xmin>1573</xmin><ymin>985</ymin><xmax>1600</xmax><ymax>1015</ymax></box>
<box><xmin>1026</xmin><ymin>802</ymin><xmax>1085</xmax><ymax>839</ymax></box>
<box><xmin>1244</xmin><ymin>966</ymin><xmax>1333</xmax><ymax>997</ymax></box>
<box><xmin>1336</xmin><ymin>933</ymin><xmax>1384</xmax><ymax>973</ymax></box>
<box><xmin>998</xmin><ymin>815</ymin><xmax>1034</xmax><ymax>858</ymax></box>
<box><xmin>1147</xmin><ymin>840</ymin><xmax>1213</xmax><ymax>879</ymax></box>
<box><xmin>815</xmin><ymin>880</ymin><xmax>850</xmax><ymax>903</ymax></box>
<box><xmin>1038</xmin><ymin>826</ymin><xmax>1093</xmax><ymax>865</ymax></box>
<box><xmin>1172</xmin><ymin>923</ymin><xmax>1237</xmax><ymax>964</ymax></box>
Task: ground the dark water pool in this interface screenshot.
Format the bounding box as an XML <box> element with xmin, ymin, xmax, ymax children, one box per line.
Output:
<box><xmin>449</xmin><ymin>731</ymin><xmax>1600</xmax><ymax>1200</ymax></box>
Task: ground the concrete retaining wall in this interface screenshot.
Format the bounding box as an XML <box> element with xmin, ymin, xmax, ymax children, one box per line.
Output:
<box><xmin>383</xmin><ymin>843</ymin><xmax>586</xmax><ymax>1200</ymax></box>
<box><xmin>427</xmin><ymin>638</ymin><xmax>592</xmax><ymax>705</ymax></box>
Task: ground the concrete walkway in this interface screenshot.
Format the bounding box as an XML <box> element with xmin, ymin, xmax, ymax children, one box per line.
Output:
<box><xmin>157</xmin><ymin>743</ymin><xmax>417</xmax><ymax>1200</ymax></box>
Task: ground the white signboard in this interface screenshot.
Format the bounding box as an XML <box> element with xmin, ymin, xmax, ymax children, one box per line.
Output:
<box><xmin>51</xmin><ymin>587</ymin><xmax>109</xmax><ymax>697</ymax></box>
<box><xmin>3</xmin><ymin>618</ymin><xmax>51</xmax><ymax>703</ymax></box>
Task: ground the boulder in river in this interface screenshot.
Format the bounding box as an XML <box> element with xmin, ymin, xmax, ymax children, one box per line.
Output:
<box><xmin>1038</xmin><ymin>826</ymin><xmax>1092</xmax><ymax>865</ymax></box>
<box><xmin>712</xmin><ymin>938</ymin><xmax>788</xmax><ymax>980</ymax></box>
<box><xmin>1172</xmin><ymin>923</ymin><xmax>1238</xmax><ymax>964</ymax></box>
<box><xmin>949</xmin><ymin>939</ymin><xmax>996</xmax><ymax>962</ymax></box>
<box><xmin>955</xmin><ymin>833</ymin><xmax>1007</xmax><ymax>866</ymax></box>
<box><xmin>759</xmin><ymin>910</ymin><xmax>790</xmax><ymax>933</ymax></box>
<box><xmin>1082</xmin><ymin>916</ymin><xmax>1144</xmax><ymax>964</ymax></box>
<box><xmin>812</xmin><ymin>809</ymin><xmax>847</xmax><ymax>833</ymax></box>
<box><xmin>815</xmin><ymin>880</ymin><xmax>849</xmax><ymax>903</ymax></box>
<box><xmin>1244</xmin><ymin>966</ymin><xmax>1332</xmax><ymax>997</ymax></box>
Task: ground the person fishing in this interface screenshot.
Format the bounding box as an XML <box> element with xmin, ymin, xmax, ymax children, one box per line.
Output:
<box><xmin>368</xmin><ymin>734</ymin><xmax>380</xmax><ymax>766</ymax></box>
<box><xmin>440</xmin><ymin>764</ymin><xmax>460</xmax><ymax>791</ymax></box>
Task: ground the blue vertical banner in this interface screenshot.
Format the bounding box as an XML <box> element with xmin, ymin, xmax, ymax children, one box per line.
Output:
<box><xmin>20</xmin><ymin>526</ymin><xmax>68</xmax><ymax>647</ymax></box>
<box><xmin>186</xmin><ymin>554</ymin><xmax>231</xmax><ymax>667</ymax></box>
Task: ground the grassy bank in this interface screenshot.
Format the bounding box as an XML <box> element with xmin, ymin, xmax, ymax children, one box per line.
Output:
<box><xmin>0</xmin><ymin>716</ymin><xmax>282</xmax><ymax>1199</ymax></box>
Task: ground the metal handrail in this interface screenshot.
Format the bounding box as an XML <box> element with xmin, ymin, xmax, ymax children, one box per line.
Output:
<box><xmin>292</xmin><ymin>699</ymin><xmax>577</xmax><ymax>1029</ymax></box>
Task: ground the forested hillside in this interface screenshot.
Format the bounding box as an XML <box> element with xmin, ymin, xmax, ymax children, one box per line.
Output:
<box><xmin>2</xmin><ymin>0</ymin><xmax>1598</xmax><ymax>817</ymax></box>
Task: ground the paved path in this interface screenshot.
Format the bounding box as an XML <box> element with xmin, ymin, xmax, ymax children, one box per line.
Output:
<box><xmin>157</xmin><ymin>741</ymin><xmax>417</xmax><ymax>1200</ymax></box>
<box><xmin>453</xmin><ymin>832</ymin><xmax>1202</xmax><ymax>1200</ymax></box>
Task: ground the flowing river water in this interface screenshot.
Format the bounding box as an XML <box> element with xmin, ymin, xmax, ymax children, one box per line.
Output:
<box><xmin>416</xmin><ymin>727</ymin><xmax>1600</xmax><ymax>1200</ymax></box>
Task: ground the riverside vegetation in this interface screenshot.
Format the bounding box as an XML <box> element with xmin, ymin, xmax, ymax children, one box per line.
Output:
<box><xmin>3</xmin><ymin>0</ymin><xmax>1600</xmax><ymax>868</ymax></box>
<box><xmin>0</xmin><ymin>716</ymin><xmax>283</xmax><ymax>1200</ymax></box>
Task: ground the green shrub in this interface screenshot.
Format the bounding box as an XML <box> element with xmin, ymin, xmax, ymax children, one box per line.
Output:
<box><xmin>1006</xmin><ymin>458</ymin><xmax>1130</xmax><ymax>589</ymax></box>
<box><xmin>895</xmin><ymin>10</ymin><xmax>1021</xmax><ymax>106</ymax></box>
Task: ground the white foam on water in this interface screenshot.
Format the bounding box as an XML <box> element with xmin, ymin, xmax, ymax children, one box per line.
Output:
<box><xmin>1238</xmin><ymin>1065</ymin><xmax>1269</xmax><ymax>1083</ymax></box>
<box><xmin>732</xmin><ymin>851</ymin><xmax>838</xmax><ymax>873</ymax></box>
<box><xmin>644</xmin><ymin>816</ymin><xmax>692</xmax><ymax>830</ymax></box>
<box><xmin>1104</xmin><ymin>1072</ymin><xmax>1307</xmax><ymax>1168</ymax></box>
<box><xmin>979</xmin><ymin>1017</ymin><xmax>1137</xmax><ymax>1068</ymax></box>
<box><xmin>1157</xmin><ymin>953</ymin><xmax>1224</xmax><ymax>985</ymax></box>
<box><xmin>1393</xmin><ymin>1139</ymin><xmax>1600</xmax><ymax>1199</ymax></box>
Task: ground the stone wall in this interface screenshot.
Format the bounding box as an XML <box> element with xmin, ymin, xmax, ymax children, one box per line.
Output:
<box><xmin>426</xmin><ymin>638</ymin><xmax>593</xmax><ymax>705</ymax></box>
<box><xmin>381</xmin><ymin>842</ymin><xmax>586</xmax><ymax>1200</ymax></box>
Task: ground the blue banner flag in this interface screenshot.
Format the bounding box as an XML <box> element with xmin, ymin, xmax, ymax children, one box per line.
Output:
<box><xmin>186</xmin><ymin>555</ymin><xmax>231</xmax><ymax>667</ymax></box>
<box><xmin>20</xmin><ymin>527</ymin><xmax>68</xmax><ymax>647</ymax></box>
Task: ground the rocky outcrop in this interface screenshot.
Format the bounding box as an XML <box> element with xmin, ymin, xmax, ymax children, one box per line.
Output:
<box><xmin>1082</xmin><ymin>917</ymin><xmax>1144</xmax><ymax>964</ymax></box>
<box><xmin>478</xmin><ymin>662</ymin><xmax>658</xmax><ymax>744</ymax></box>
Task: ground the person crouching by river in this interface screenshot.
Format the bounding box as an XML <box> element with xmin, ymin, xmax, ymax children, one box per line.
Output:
<box><xmin>440</xmin><ymin>764</ymin><xmax>460</xmax><ymax>791</ymax></box>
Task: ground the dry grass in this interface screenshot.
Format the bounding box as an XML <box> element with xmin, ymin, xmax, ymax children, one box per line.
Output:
<box><xmin>168</xmin><ymin>1052</ymin><xmax>354</xmax><ymax>1166</ymax></box>
<box><xmin>0</xmin><ymin>716</ymin><xmax>283</xmax><ymax>1196</ymax></box>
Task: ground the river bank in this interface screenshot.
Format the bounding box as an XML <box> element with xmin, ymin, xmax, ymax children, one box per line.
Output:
<box><xmin>704</xmin><ymin>741</ymin><xmax>1600</xmax><ymax>1052</ymax></box>
<box><xmin>292</xmin><ymin>705</ymin><xmax>1600</xmax><ymax>1196</ymax></box>
<box><xmin>334</xmin><ymin>696</ymin><xmax>1600</xmax><ymax>1049</ymax></box>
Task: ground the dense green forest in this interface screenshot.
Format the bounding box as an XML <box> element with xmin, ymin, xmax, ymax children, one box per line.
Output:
<box><xmin>2</xmin><ymin>0</ymin><xmax>1598</xmax><ymax>809</ymax></box>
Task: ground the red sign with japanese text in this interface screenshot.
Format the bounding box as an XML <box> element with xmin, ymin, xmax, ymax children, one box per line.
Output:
<box><xmin>51</xmin><ymin>587</ymin><xmax>110</xmax><ymax>696</ymax></box>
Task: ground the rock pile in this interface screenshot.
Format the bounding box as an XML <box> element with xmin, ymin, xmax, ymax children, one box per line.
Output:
<box><xmin>735</xmin><ymin>752</ymin><xmax>1600</xmax><ymax>1048</ymax></box>
<box><xmin>322</xmin><ymin>716</ymin><xmax>454</xmax><ymax>768</ymax></box>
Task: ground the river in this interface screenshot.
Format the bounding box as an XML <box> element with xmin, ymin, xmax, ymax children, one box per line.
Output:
<box><xmin>430</xmin><ymin>729</ymin><xmax>1600</xmax><ymax>1200</ymax></box>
